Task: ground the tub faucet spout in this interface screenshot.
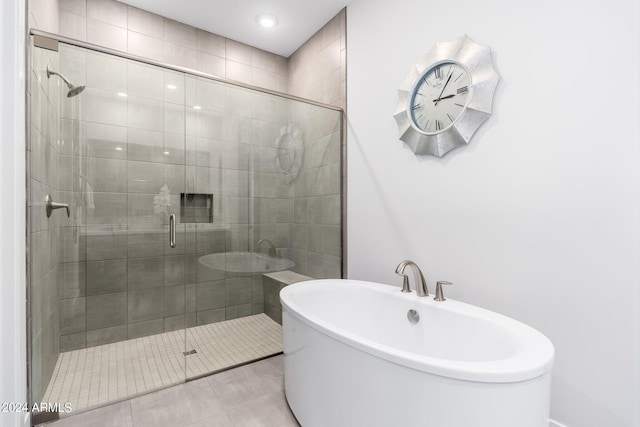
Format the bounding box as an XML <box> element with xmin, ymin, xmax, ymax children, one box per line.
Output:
<box><xmin>395</xmin><ymin>260</ymin><xmax>429</xmax><ymax>297</ymax></box>
<box><xmin>256</xmin><ymin>238</ymin><xmax>277</xmax><ymax>257</ymax></box>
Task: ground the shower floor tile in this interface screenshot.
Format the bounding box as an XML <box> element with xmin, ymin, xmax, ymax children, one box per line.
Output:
<box><xmin>42</xmin><ymin>314</ymin><xmax>282</xmax><ymax>415</ymax></box>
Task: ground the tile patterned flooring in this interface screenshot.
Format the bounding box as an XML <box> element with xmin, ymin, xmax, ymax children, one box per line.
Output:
<box><xmin>40</xmin><ymin>354</ymin><xmax>299</xmax><ymax>427</ymax></box>
<box><xmin>43</xmin><ymin>314</ymin><xmax>283</xmax><ymax>414</ymax></box>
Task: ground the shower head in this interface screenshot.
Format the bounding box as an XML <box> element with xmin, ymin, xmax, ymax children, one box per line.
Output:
<box><xmin>46</xmin><ymin>65</ymin><xmax>86</xmax><ymax>98</ymax></box>
<box><xmin>66</xmin><ymin>84</ymin><xmax>86</xmax><ymax>97</ymax></box>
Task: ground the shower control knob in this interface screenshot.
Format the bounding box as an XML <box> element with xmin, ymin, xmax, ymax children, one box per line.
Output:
<box><xmin>45</xmin><ymin>194</ymin><xmax>70</xmax><ymax>218</ymax></box>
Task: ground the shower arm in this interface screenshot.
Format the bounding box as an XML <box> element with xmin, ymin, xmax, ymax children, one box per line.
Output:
<box><xmin>46</xmin><ymin>65</ymin><xmax>72</xmax><ymax>87</ymax></box>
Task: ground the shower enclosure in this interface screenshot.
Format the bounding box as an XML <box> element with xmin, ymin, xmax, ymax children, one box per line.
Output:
<box><xmin>28</xmin><ymin>32</ymin><xmax>343</xmax><ymax>421</ymax></box>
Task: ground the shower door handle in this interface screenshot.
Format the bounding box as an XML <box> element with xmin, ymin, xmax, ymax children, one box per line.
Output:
<box><xmin>169</xmin><ymin>214</ymin><xmax>176</xmax><ymax>248</ymax></box>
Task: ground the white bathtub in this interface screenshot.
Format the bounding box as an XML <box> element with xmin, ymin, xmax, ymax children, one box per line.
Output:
<box><xmin>280</xmin><ymin>279</ymin><xmax>554</xmax><ymax>427</ymax></box>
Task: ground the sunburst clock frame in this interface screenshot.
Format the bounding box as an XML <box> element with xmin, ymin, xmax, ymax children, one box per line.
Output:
<box><xmin>394</xmin><ymin>35</ymin><xmax>500</xmax><ymax>157</ymax></box>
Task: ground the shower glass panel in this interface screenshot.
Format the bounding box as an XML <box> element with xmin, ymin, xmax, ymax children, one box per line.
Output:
<box><xmin>29</xmin><ymin>42</ymin><xmax>189</xmax><ymax>417</ymax></box>
<box><xmin>182</xmin><ymin>76</ymin><xmax>343</xmax><ymax>377</ymax></box>
<box><xmin>29</xmin><ymin>33</ymin><xmax>343</xmax><ymax>420</ymax></box>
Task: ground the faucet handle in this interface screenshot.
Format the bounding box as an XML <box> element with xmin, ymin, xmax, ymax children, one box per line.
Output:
<box><xmin>400</xmin><ymin>275</ymin><xmax>411</xmax><ymax>293</ymax></box>
<box><xmin>434</xmin><ymin>281</ymin><xmax>452</xmax><ymax>301</ymax></box>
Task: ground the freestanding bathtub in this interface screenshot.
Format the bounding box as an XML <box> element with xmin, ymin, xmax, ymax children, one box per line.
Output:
<box><xmin>280</xmin><ymin>279</ymin><xmax>554</xmax><ymax>427</ymax></box>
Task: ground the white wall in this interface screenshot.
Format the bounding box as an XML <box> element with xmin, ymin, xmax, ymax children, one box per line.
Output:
<box><xmin>0</xmin><ymin>0</ymin><xmax>28</xmax><ymax>426</ymax></box>
<box><xmin>346</xmin><ymin>0</ymin><xmax>639</xmax><ymax>425</ymax></box>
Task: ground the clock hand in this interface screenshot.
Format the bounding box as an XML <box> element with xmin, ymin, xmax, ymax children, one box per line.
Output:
<box><xmin>434</xmin><ymin>73</ymin><xmax>453</xmax><ymax>106</ymax></box>
<box><xmin>432</xmin><ymin>94</ymin><xmax>456</xmax><ymax>102</ymax></box>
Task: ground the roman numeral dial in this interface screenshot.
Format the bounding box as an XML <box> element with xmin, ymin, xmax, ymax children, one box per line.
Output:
<box><xmin>409</xmin><ymin>61</ymin><xmax>470</xmax><ymax>134</ymax></box>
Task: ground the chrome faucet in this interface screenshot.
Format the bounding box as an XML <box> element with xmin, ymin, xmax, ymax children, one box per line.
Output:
<box><xmin>256</xmin><ymin>238</ymin><xmax>277</xmax><ymax>257</ymax></box>
<box><xmin>395</xmin><ymin>260</ymin><xmax>429</xmax><ymax>297</ymax></box>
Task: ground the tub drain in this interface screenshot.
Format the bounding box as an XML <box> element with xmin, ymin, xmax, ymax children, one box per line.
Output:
<box><xmin>407</xmin><ymin>309</ymin><xmax>419</xmax><ymax>324</ymax></box>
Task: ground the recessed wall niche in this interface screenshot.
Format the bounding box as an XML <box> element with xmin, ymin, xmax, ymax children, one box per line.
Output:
<box><xmin>181</xmin><ymin>193</ymin><xmax>214</xmax><ymax>223</ymax></box>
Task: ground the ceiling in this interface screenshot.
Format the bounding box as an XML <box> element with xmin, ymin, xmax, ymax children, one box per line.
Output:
<box><xmin>117</xmin><ymin>0</ymin><xmax>351</xmax><ymax>57</ymax></box>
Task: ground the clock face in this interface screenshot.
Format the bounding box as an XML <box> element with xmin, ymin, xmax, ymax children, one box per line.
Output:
<box><xmin>409</xmin><ymin>61</ymin><xmax>470</xmax><ymax>134</ymax></box>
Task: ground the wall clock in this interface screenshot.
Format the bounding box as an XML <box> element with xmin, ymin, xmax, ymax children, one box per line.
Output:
<box><xmin>394</xmin><ymin>35</ymin><xmax>500</xmax><ymax>157</ymax></box>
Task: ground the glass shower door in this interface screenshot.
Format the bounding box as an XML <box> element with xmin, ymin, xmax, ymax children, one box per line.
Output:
<box><xmin>181</xmin><ymin>73</ymin><xmax>345</xmax><ymax>378</ymax></box>
<box><xmin>182</xmin><ymin>76</ymin><xmax>286</xmax><ymax>378</ymax></box>
<box><xmin>30</xmin><ymin>41</ymin><xmax>190</xmax><ymax>418</ymax></box>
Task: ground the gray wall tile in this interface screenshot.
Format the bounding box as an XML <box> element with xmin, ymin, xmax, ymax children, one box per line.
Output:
<box><xmin>86</xmin><ymin>18</ymin><xmax>127</xmax><ymax>52</ymax></box>
<box><xmin>86</xmin><ymin>49</ymin><xmax>127</xmax><ymax>92</ymax></box>
<box><xmin>128</xmin><ymin>61</ymin><xmax>164</xmax><ymax>101</ymax></box>
<box><xmin>164</xmin><ymin>41</ymin><xmax>196</xmax><ymax>70</ymax></box>
<box><xmin>86</xmin><ymin>292</ymin><xmax>127</xmax><ymax>330</ymax></box>
<box><xmin>87</xmin><ymin>0</ymin><xmax>128</xmax><ymax>28</ymax></box>
<box><xmin>196</xmin><ymin>29</ymin><xmax>225</xmax><ymax>57</ymax></box>
<box><xmin>60</xmin><ymin>296</ymin><xmax>86</xmax><ymax>334</ymax></box>
<box><xmin>128</xmin><ymin>318</ymin><xmax>164</xmax><ymax>339</ymax></box>
<box><xmin>196</xmin><ymin>280</ymin><xmax>226</xmax><ymax>311</ymax></box>
<box><xmin>163</xmin><ymin>135</ymin><xmax>185</xmax><ymax>166</ymax></box>
<box><xmin>86</xmin><ymin>122</ymin><xmax>127</xmax><ymax>159</ymax></box>
<box><xmin>225</xmin><ymin>303</ymin><xmax>252</xmax><ymax>320</ymax></box>
<box><xmin>86</xmin><ymin>259</ymin><xmax>127</xmax><ymax>295</ymax></box>
<box><xmin>251</xmin><ymin>276</ymin><xmax>263</xmax><ymax>303</ymax></box>
<box><xmin>86</xmin><ymin>325</ymin><xmax>128</xmax><ymax>347</ymax></box>
<box><xmin>128</xmin><ymin>194</ymin><xmax>162</xmax><ymax>225</ymax></box>
<box><xmin>59</xmin><ymin>261</ymin><xmax>86</xmax><ymax>298</ymax></box>
<box><xmin>196</xmin><ymin>260</ymin><xmax>226</xmax><ymax>282</ymax></box>
<box><xmin>164</xmin><ymin>314</ymin><xmax>186</xmax><ymax>332</ymax></box>
<box><xmin>127</xmin><ymin>128</ymin><xmax>164</xmax><ymax>162</ymax></box>
<box><xmin>128</xmin><ymin>30</ymin><xmax>164</xmax><ymax>60</ymax></box>
<box><xmin>128</xmin><ymin>161</ymin><xmax>163</xmax><ymax>193</ymax></box>
<box><xmin>195</xmin><ymin>230</ymin><xmax>225</xmax><ymax>254</ymax></box>
<box><xmin>127</xmin><ymin>6</ymin><xmax>163</xmax><ymax>39</ymax></box>
<box><xmin>164</xmin><ymin>103</ymin><xmax>186</xmax><ymax>135</ymax></box>
<box><xmin>128</xmin><ymin>256</ymin><xmax>163</xmax><ymax>289</ymax></box>
<box><xmin>86</xmin><ymin>227</ymin><xmax>128</xmax><ymax>260</ymax></box>
<box><xmin>163</xmin><ymin>18</ymin><xmax>197</xmax><ymax>46</ymax></box>
<box><xmin>127</xmin><ymin>228</ymin><xmax>164</xmax><ymax>258</ymax></box>
<box><xmin>163</xmin><ymin>255</ymin><xmax>185</xmax><ymax>286</ymax></box>
<box><xmin>185</xmin><ymin>283</ymin><xmax>196</xmax><ymax>313</ymax></box>
<box><xmin>60</xmin><ymin>227</ymin><xmax>87</xmax><ymax>262</ymax></box>
<box><xmin>128</xmin><ymin>96</ymin><xmax>164</xmax><ymax>131</ymax></box>
<box><xmin>196</xmin><ymin>308</ymin><xmax>225</xmax><ymax>326</ymax></box>
<box><xmin>128</xmin><ymin>288</ymin><xmax>164</xmax><ymax>322</ymax></box>
<box><xmin>225</xmin><ymin>277</ymin><xmax>251</xmax><ymax>306</ymax></box>
<box><xmin>86</xmin><ymin>193</ymin><xmax>127</xmax><ymax>225</ymax></box>
<box><xmin>60</xmin><ymin>0</ymin><xmax>87</xmax><ymax>16</ymax></box>
<box><xmin>86</xmin><ymin>158</ymin><xmax>127</xmax><ymax>193</ymax></box>
<box><xmin>163</xmin><ymin>285</ymin><xmax>185</xmax><ymax>317</ymax></box>
<box><xmin>60</xmin><ymin>331</ymin><xmax>87</xmax><ymax>352</ymax></box>
<box><xmin>85</xmin><ymin>87</ymin><xmax>128</xmax><ymax>126</ymax></box>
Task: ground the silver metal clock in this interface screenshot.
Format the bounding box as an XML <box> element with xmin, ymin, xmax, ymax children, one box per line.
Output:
<box><xmin>394</xmin><ymin>35</ymin><xmax>500</xmax><ymax>157</ymax></box>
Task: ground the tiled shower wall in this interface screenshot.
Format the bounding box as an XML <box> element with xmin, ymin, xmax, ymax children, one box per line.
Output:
<box><xmin>287</xmin><ymin>10</ymin><xmax>346</xmax><ymax>278</ymax></box>
<box><xmin>29</xmin><ymin>0</ymin><xmax>288</xmax><ymax>93</ymax></box>
<box><xmin>29</xmin><ymin>46</ymin><xmax>62</xmax><ymax>404</ymax></box>
<box><xmin>282</xmin><ymin>103</ymin><xmax>342</xmax><ymax>279</ymax></box>
<box><xmin>54</xmin><ymin>46</ymin><xmax>298</xmax><ymax>352</ymax></box>
<box><xmin>288</xmin><ymin>10</ymin><xmax>347</xmax><ymax>110</ymax></box>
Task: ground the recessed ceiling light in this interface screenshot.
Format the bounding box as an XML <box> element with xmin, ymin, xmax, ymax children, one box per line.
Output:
<box><xmin>193</xmin><ymin>105</ymin><xmax>202</xmax><ymax>110</ymax></box>
<box><xmin>117</xmin><ymin>92</ymin><xmax>128</xmax><ymax>97</ymax></box>
<box><xmin>256</xmin><ymin>14</ymin><xmax>278</xmax><ymax>28</ymax></box>
<box><xmin>167</xmin><ymin>84</ymin><xmax>177</xmax><ymax>90</ymax></box>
